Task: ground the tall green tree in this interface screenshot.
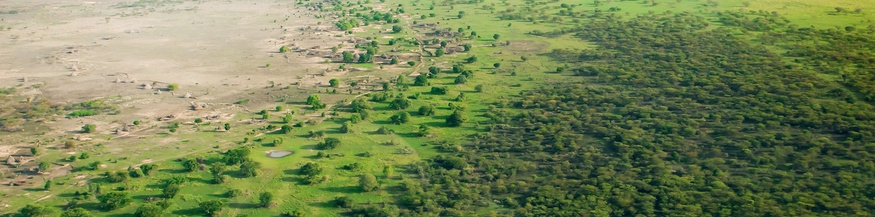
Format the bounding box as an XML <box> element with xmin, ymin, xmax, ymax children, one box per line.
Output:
<box><xmin>19</xmin><ymin>204</ymin><xmax>53</xmax><ymax>217</ymax></box>
<box><xmin>60</xmin><ymin>208</ymin><xmax>92</xmax><ymax>217</ymax></box>
<box><xmin>240</xmin><ymin>160</ymin><xmax>261</xmax><ymax>177</ymax></box>
<box><xmin>162</xmin><ymin>184</ymin><xmax>181</xmax><ymax>199</ymax></box>
<box><xmin>97</xmin><ymin>192</ymin><xmax>131</xmax><ymax>210</ymax></box>
<box><xmin>445</xmin><ymin>110</ymin><xmax>466</xmax><ymax>127</ymax></box>
<box><xmin>359</xmin><ymin>174</ymin><xmax>379</xmax><ymax>192</ymax></box>
<box><xmin>259</xmin><ymin>192</ymin><xmax>275</xmax><ymax>208</ymax></box>
<box><xmin>134</xmin><ymin>203</ymin><xmax>164</xmax><ymax>217</ymax></box>
<box><xmin>342</xmin><ymin>51</ymin><xmax>354</xmax><ymax>63</ymax></box>
<box><xmin>306</xmin><ymin>94</ymin><xmax>326</xmax><ymax>109</ymax></box>
<box><xmin>198</xmin><ymin>200</ymin><xmax>227</xmax><ymax>217</ymax></box>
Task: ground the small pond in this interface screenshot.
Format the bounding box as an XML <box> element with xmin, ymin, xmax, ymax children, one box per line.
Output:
<box><xmin>267</xmin><ymin>150</ymin><xmax>294</xmax><ymax>158</ymax></box>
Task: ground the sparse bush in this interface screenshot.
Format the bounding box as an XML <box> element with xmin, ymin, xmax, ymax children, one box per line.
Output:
<box><xmin>81</xmin><ymin>124</ymin><xmax>96</xmax><ymax>133</ymax></box>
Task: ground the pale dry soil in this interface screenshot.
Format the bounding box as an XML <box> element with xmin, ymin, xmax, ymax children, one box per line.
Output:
<box><xmin>0</xmin><ymin>0</ymin><xmax>351</xmax><ymax>208</ymax></box>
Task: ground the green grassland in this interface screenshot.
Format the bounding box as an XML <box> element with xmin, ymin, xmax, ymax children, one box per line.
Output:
<box><xmin>4</xmin><ymin>0</ymin><xmax>875</xmax><ymax>216</ymax></box>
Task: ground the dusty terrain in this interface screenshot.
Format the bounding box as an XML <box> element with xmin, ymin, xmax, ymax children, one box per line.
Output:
<box><xmin>0</xmin><ymin>0</ymin><xmax>354</xmax><ymax>197</ymax></box>
<box><xmin>0</xmin><ymin>0</ymin><xmax>348</xmax><ymax>134</ymax></box>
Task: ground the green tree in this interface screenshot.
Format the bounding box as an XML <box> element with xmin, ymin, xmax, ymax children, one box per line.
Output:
<box><xmin>18</xmin><ymin>204</ymin><xmax>53</xmax><ymax>217</ymax></box>
<box><xmin>396</xmin><ymin>75</ymin><xmax>407</xmax><ymax>85</ymax></box>
<box><xmin>417</xmin><ymin>124</ymin><xmax>431</xmax><ymax>137</ymax></box>
<box><xmin>105</xmin><ymin>171</ymin><xmax>129</xmax><ymax>183</ymax></box>
<box><xmin>418</xmin><ymin>105</ymin><xmax>435</xmax><ymax>116</ymax></box>
<box><xmin>281</xmin><ymin>125</ymin><xmax>293</xmax><ymax>134</ymax></box>
<box><xmin>414</xmin><ymin>75</ymin><xmax>429</xmax><ymax>86</ymax></box>
<box><xmin>463</xmin><ymin>43</ymin><xmax>472</xmax><ymax>51</ymax></box>
<box><xmin>446</xmin><ymin>110</ymin><xmax>466</xmax><ymax>127</ymax></box>
<box><xmin>316</xmin><ymin>138</ymin><xmax>341</xmax><ymax>150</ymax></box>
<box><xmin>389</xmin><ymin>97</ymin><xmax>410</xmax><ymax>110</ymax></box>
<box><xmin>279</xmin><ymin>45</ymin><xmax>290</xmax><ymax>53</ymax></box>
<box><xmin>134</xmin><ymin>203</ymin><xmax>164</xmax><ymax>217</ymax></box>
<box><xmin>434</xmin><ymin>48</ymin><xmax>444</xmax><ymax>57</ymax></box>
<box><xmin>359</xmin><ymin>174</ymin><xmax>379</xmax><ymax>192</ymax></box>
<box><xmin>349</xmin><ymin>114</ymin><xmax>362</xmax><ymax>124</ymax></box>
<box><xmin>222</xmin><ymin>147</ymin><xmax>249</xmax><ymax>165</ymax></box>
<box><xmin>306</xmin><ymin>94</ymin><xmax>326</xmax><ymax>109</ymax></box>
<box><xmin>390</xmin><ymin>111</ymin><xmax>411</xmax><ymax>124</ymax></box>
<box><xmin>428</xmin><ymin>66</ymin><xmax>441</xmax><ymax>77</ymax></box>
<box><xmin>340</xmin><ymin>121</ymin><xmax>353</xmax><ymax>133</ymax></box>
<box><xmin>391</xmin><ymin>25</ymin><xmax>403</xmax><ymax>33</ymax></box>
<box><xmin>334</xmin><ymin>196</ymin><xmax>354</xmax><ymax>208</ymax></box>
<box><xmin>455</xmin><ymin>92</ymin><xmax>466</xmax><ymax>101</ymax></box>
<box><xmin>81</xmin><ymin>124</ymin><xmax>96</xmax><ymax>133</ymax></box>
<box><xmin>60</xmin><ymin>208</ymin><xmax>93</xmax><ymax>217</ymax></box>
<box><xmin>98</xmin><ymin>192</ymin><xmax>131</xmax><ymax>210</ymax></box>
<box><xmin>329</xmin><ymin>78</ymin><xmax>340</xmax><ymax>87</ymax></box>
<box><xmin>284</xmin><ymin>210</ymin><xmax>307</xmax><ymax>217</ymax></box>
<box><xmin>282</xmin><ymin>113</ymin><xmax>293</xmax><ymax>123</ymax></box>
<box><xmin>210</xmin><ymin>163</ymin><xmax>227</xmax><ymax>183</ymax></box>
<box><xmin>240</xmin><ymin>160</ymin><xmax>261</xmax><ymax>177</ymax></box>
<box><xmin>390</xmin><ymin>58</ymin><xmax>399</xmax><ymax>64</ymax></box>
<box><xmin>493</xmin><ymin>34</ymin><xmax>500</xmax><ymax>40</ymax></box>
<box><xmin>140</xmin><ymin>164</ymin><xmax>156</xmax><ymax>176</ymax></box>
<box><xmin>342</xmin><ymin>51</ymin><xmax>354</xmax><ymax>63</ymax></box>
<box><xmin>43</xmin><ymin>179</ymin><xmax>52</xmax><ymax>190</ymax></box>
<box><xmin>493</xmin><ymin>62</ymin><xmax>501</xmax><ymax>68</ymax></box>
<box><xmin>30</xmin><ymin>147</ymin><xmax>39</xmax><ymax>156</ymax></box>
<box><xmin>350</xmin><ymin>98</ymin><xmax>371</xmax><ymax>112</ymax></box>
<box><xmin>162</xmin><ymin>184</ymin><xmax>180</xmax><ymax>199</ymax></box>
<box><xmin>156</xmin><ymin>200</ymin><xmax>173</xmax><ymax>210</ymax></box>
<box><xmin>223</xmin><ymin>123</ymin><xmax>231</xmax><ymax>131</ymax></box>
<box><xmin>452</xmin><ymin>64</ymin><xmax>466</xmax><ymax>73</ymax></box>
<box><xmin>375</xmin><ymin>126</ymin><xmax>394</xmax><ymax>135</ymax></box>
<box><xmin>465</xmin><ymin>55</ymin><xmax>478</xmax><ymax>63</ymax></box>
<box><xmin>300</xmin><ymin>162</ymin><xmax>323</xmax><ymax>176</ymax></box>
<box><xmin>357</xmin><ymin>53</ymin><xmax>373</xmax><ymax>63</ymax></box>
<box><xmin>38</xmin><ymin>162</ymin><xmax>51</xmax><ymax>172</ymax></box>
<box><xmin>198</xmin><ymin>200</ymin><xmax>227</xmax><ymax>217</ymax></box>
<box><xmin>259</xmin><ymin>192</ymin><xmax>275</xmax><ymax>208</ymax></box>
<box><xmin>454</xmin><ymin>75</ymin><xmax>468</xmax><ymax>84</ymax></box>
<box><xmin>182</xmin><ymin>159</ymin><xmax>199</xmax><ymax>172</ymax></box>
<box><xmin>430</xmin><ymin>86</ymin><xmax>448</xmax><ymax>94</ymax></box>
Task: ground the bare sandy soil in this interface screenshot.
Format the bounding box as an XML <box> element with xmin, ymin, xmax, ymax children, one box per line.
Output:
<box><xmin>0</xmin><ymin>0</ymin><xmax>347</xmax><ymax>134</ymax></box>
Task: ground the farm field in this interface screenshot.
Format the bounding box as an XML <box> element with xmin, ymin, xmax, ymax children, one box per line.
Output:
<box><xmin>1</xmin><ymin>0</ymin><xmax>875</xmax><ymax>216</ymax></box>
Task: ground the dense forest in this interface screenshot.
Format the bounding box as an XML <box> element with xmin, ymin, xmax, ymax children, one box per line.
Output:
<box><xmin>388</xmin><ymin>12</ymin><xmax>875</xmax><ymax>217</ymax></box>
